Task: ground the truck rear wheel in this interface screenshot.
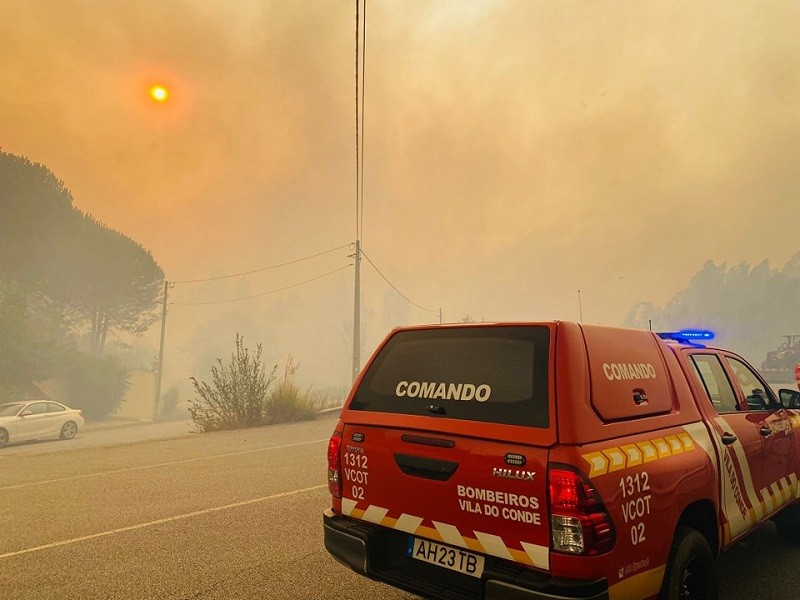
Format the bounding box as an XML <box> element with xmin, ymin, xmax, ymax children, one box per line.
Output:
<box><xmin>659</xmin><ymin>526</ymin><xmax>717</xmax><ymax>600</ymax></box>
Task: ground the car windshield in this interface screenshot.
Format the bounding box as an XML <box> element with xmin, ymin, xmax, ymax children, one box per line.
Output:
<box><xmin>0</xmin><ymin>403</ymin><xmax>24</xmax><ymax>417</ymax></box>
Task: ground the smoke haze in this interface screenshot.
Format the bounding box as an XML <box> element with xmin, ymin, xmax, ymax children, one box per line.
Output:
<box><xmin>1</xmin><ymin>0</ymin><xmax>798</xmax><ymax>390</ymax></box>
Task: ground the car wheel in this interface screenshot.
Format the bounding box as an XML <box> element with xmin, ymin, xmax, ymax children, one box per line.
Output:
<box><xmin>60</xmin><ymin>421</ymin><xmax>78</xmax><ymax>440</ymax></box>
<box><xmin>0</xmin><ymin>428</ymin><xmax>8</xmax><ymax>448</ymax></box>
<box><xmin>659</xmin><ymin>526</ymin><xmax>717</xmax><ymax>600</ymax></box>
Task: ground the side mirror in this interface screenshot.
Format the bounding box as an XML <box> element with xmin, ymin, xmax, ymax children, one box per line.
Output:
<box><xmin>778</xmin><ymin>389</ymin><xmax>800</xmax><ymax>409</ymax></box>
<box><xmin>19</xmin><ymin>410</ymin><xmax>32</xmax><ymax>417</ymax></box>
<box><xmin>746</xmin><ymin>389</ymin><xmax>767</xmax><ymax>410</ymax></box>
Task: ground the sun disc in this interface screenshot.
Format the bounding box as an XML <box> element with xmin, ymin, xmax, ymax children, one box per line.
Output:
<box><xmin>149</xmin><ymin>85</ymin><xmax>169</xmax><ymax>102</ymax></box>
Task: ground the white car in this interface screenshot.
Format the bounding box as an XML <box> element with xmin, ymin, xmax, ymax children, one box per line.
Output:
<box><xmin>0</xmin><ymin>400</ymin><xmax>85</xmax><ymax>448</ymax></box>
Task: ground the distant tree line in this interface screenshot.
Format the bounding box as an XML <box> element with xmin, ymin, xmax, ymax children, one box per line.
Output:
<box><xmin>624</xmin><ymin>253</ymin><xmax>800</xmax><ymax>368</ymax></box>
<box><xmin>0</xmin><ymin>150</ymin><xmax>164</xmax><ymax>417</ymax></box>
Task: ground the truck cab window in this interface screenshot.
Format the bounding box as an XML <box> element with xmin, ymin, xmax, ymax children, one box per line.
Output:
<box><xmin>689</xmin><ymin>354</ymin><xmax>739</xmax><ymax>413</ymax></box>
<box><xmin>726</xmin><ymin>356</ymin><xmax>780</xmax><ymax>411</ymax></box>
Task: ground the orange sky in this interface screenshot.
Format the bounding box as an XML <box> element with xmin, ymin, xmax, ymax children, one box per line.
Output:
<box><xmin>2</xmin><ymin>1</ymin><xmax>799</xmax><ymax>389</ymax></box>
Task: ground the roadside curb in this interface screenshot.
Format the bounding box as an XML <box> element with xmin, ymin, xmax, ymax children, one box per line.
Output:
<box><xmin>82</xmin><ymin>419</ymin><xmax>189</xmax><ymax>432</ymax></box>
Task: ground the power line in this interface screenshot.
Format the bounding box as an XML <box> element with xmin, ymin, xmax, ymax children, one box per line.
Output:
<box><xmin>360</xmin><ymin>249</ymin><xmax>438</xmax><ymax>313</ymax></box>
<box><xmin>169</xmin><ymin>264</ymin><xmax>352</xmax><ymax>306</ymax></box>
<box><xmin>170</xmin><ymin>244</ymin><xmax>350</xmax><ymax>285</ymax></box>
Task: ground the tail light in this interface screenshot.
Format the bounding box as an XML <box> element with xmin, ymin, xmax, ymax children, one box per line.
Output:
<box><xmin>327</xmin><ymin>431</ymin><xmax>343</xmax><ymax>498</ymax></box>
<box><xmin>549</xmin><ymin>466</ymin><xmax>615</xmax><ymax>555</ymax></box>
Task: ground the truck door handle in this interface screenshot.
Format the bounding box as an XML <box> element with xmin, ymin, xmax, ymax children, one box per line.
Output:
<box><xmin>760</xmin><ymin>426</ymin><xmax>772</xmax><ymax>437</ymax></box>
<box><xmin>720</xmin><ymin>433</ymin><xmax>737</xmax><ymax>445</ymax></box>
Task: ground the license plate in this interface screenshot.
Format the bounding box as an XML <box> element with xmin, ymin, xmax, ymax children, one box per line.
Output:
<box><xmin>407</xmin><ymin>537</ymin><xmax>485</xmax><ymax>578</ymax></box>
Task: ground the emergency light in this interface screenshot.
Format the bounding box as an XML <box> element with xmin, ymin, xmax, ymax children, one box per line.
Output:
<box><xmin>656</xmin><ymin>329</ymin><xmax>715</xmax><ymax>346</ymax></box>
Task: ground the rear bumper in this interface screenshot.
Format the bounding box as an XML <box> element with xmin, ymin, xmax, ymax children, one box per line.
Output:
<box><xmin>323</xmin><ymin>510</ymin><xmax>608</xmax><ymax>600</ymax></box>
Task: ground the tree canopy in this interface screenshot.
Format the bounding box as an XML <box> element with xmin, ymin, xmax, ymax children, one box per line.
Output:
<box><xmin>624</xmin><ymin>252</ymin><xmax>800</xmax><ymax>366</ymax></box>
<box><xmin>0</xmin><ymin>283</ymin><xmax>58</xmax><ymax>386</ymax></box>
<box><xmin>68</xmin><ymin>214</ymin><xmax>164</xmax><ymax>355</ymax></box>
<box><xmin>0</xmin><ymin>150</ymin><xmax>164</xmax><ymax>364</ymax></box>
<box><xmin>0</xmin><ymin>152</ymin><xmax>76</xmax><ymax>293</ymax></box>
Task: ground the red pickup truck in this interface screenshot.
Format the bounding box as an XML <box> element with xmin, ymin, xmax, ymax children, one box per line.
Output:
<box><xmin>323</xmin><ymin>322</ymin><xmax>800</xmax><ymax>600</ymax></box>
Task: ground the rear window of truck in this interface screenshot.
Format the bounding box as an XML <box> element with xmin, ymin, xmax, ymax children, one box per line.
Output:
<box><xmin>350</xmin><ymin>326</ymin><xmax>550</xmax><ymax>428</ymax></box>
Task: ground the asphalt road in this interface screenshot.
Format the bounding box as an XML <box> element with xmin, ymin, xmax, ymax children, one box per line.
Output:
<box><xmin>1</xmin><ymin>416</ymin><xmax>416</xmax><ymax>600</ymax></box>
<box><xmin>2</xmin><ymin>416</ymin><xmax>799</xmax><ymax>599</ymax></box>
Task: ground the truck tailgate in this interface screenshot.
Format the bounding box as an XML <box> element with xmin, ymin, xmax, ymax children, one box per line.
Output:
<box><xmin>339</xmin><ymin>422</ymin><xmax>551</xmax><ymax>572</ymax></box>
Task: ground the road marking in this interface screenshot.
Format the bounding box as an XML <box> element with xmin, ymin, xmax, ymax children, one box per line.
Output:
<box><xmin>0</xmin><ymin>439</ymin><xmax>329</xmax><ymax>491</ymax></box>
<box><xmin>0</xmin><ymin>484</ymin><xmax>327</xmax><ymax>560</ymax></box>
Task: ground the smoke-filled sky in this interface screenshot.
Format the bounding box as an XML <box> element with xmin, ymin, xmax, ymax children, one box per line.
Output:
<box><xmin>2</xmin><ymin>1</ymin><xmax>799</xmax><ymax>389</ymax></box>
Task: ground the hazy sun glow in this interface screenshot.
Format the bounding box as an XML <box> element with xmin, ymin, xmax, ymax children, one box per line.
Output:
<box><xmin>149</xmin><ymin>85</ymin><xmax>169</xmax><ymax>102</ymax></box>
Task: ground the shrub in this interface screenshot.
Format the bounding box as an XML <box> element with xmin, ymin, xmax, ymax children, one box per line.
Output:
<box><xmin>189</xmin><ymin>334</ymin><xmax>276</xmax><ymax>432</ymax></box>
<box><xmin>62</xmin><ymin>352</ymin><xmax>131</xmax><ymax>420</ymax></box>
<box><xmin>158</xmin><ymin>385</ymin><xmax>185</xmax><ymax>421</ymax></box>
<box><xmin>264</xmin><ymin>355</ymin><xmax>317</xmax><ymax>424</ymax></box>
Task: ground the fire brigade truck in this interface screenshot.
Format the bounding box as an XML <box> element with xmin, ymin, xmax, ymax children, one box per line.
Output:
<box><xmin>761</xmin><ymin>334</ymin><xmax>800</xmax><ymax>383</ymax></box>
<box><xmin>324</xmin><ymin>322</ymin><xmax>800</xmax><ymax>600</ymax></box>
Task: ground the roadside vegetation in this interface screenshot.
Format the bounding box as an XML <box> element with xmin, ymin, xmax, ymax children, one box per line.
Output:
<box><xmin>1</xmin><ymin>152</ymin><xmax>343</xmax><ymax>424</ymax></box>
<box><xmin>189</xmin><ymin>335</ymin><xmax>326</xmax><ymax>432</ymax></box>
<box><xmin>0</xmin><ymin>151</ymin><xmax>162</xmax><ymax>418</ymax></box>
<box><xmin>265</xmin><ymin>355</ymin><xmax>317</xmax><ymax>424</ymax></box>
<box><xmin>62</xmin><ymin>353</ymin><xmax>132</xmax><ymax>420</ymax></box>
<box><xmin>158</xmin><ymin>386</ymin><xmax>185</xmax><ymax>421</ymax></box>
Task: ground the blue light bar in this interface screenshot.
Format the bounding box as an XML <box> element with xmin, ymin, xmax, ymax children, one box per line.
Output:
<box><xmin>677</xmin><ymin>329</ymin><xmax>715</xmax><ymax>340</ymax></box>
<box><xmin>657</xmin><ymin>329</ymin><xmax>715</xmax><ymax>344</ymax></box>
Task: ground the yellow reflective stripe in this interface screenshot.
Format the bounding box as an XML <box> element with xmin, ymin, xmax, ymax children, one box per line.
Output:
<box><xmin>664</xmin><ymin>435</ymin><xmax>684</xmax><ymax>454</ymax></box>
<box><xmin>715</xmin><ymin>417</ymin><xmax>764</xmax><ymax>523</ymax></box>
<box><xmin>582</xmin><ymin>429</ymin><xmax>700</xmax><ymax>476</ymax></box>
<box><xmin>583</xmin><ymin>451</ymin><xmax>609</xmax><ymax>477</ymax></box>
<box><xmin>677</xmin><ymin>432</ymin><xmax>696</xmax><ymax>451</ymax></box>
<box><xmin>652</xmin><ymin>437</ymin><xmax>672</xmax><ymax>458</ymax></box>
<box><xmin>620</xmin><ymin>444</ymin><xmax>643</xmax><ymax>467</ymax></box>
<box><xmin>608</xmin><ymin>565</ymin><xmax>666</xmax><ymax>600</ymax></box>
<box><xmin>636</xmin><ymin>440</ymin><xmax>659</xmax><ymax>463</ymax></box>
<box><xmin>760</xmin><ymin>476</ymin><xmax>799</xmax><ymax>516</ymax></box>
<box><xmin>602</xmin><ymin>447</ymin><xmax>627</xmax><ymax>472</ymax></box>
<box><xmin>344</xmin><ymin>503</ymin><xmax>549</xmax><ymax>569</ymax></box>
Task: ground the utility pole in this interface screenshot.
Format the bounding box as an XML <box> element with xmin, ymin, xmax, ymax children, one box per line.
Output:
<box><xmin>352</xmin><ymin>1</ymin><xmax>365</xmax><ymax>382</ymax></box>
<box><xmin>578</xmin><ymin>289</ymin><xmax>584</xmax><ymax>323</ymax></box>
<box><xmin>439</xmin><ymin>308</ymin><xmax>443</xmax><ymax>324</ymax></box>
<box><xmin>352</xmin><ymin>240</ymin><xmax>361</xmax><ymax>382</ymax></box>
<box><xmin>153</xmin><ymin>280</ymin><xmax>169</xmax><ymax>422</ymax></box>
